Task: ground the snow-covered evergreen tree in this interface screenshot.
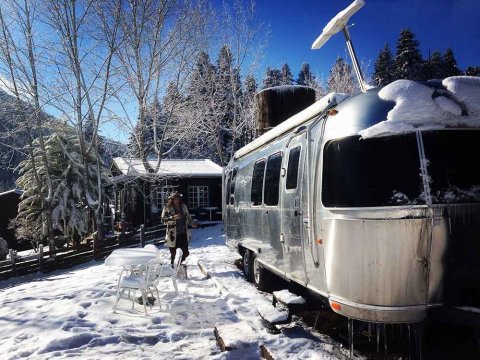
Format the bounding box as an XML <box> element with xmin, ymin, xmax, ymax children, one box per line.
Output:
<box><xmin>280</xmin><ymin>63</ymin><xmax>294</xmax><ymax>85</ymax></box>
<box><xmin>262</xmin><ymin>67</ymin><xmax>282</xmax><ymax>89</ymax></box>
<box><xmin>424</xmin><ymin>50</ymin><xmax>443</xmax><ymax>80</ymax></box>
<box><xmin>240</xmin><ymin>74</ymin><xmax>258</xmax><ymax>140</ymax></box>
<box><xmin>327</xmin><ymin>57</ymin><xmax>358</xmax><ymax>94</ymax></box>
<box><xmin>372</xmin><ymin>43</ymin><xmax>395</xmax><ymax>86</ymax></box>
<box><xmin>465</xmin><ymin>66</ymin><xmax>480</xmax><ymax>76</ymax></box>
<box><xmin>441</xmin><ymin>48</ymin><xmax>461</xmax><ymax>77</ymax></box>
<box><xmin>297</xmin><ymin>63</ymin><xmax>314</xmax><ymax>86</ymax></box>
<box><xmin>14</xmin><ymin>125</ymin><xmax>110</xmax><ymax>250</ymax></box>
<box><xmin>395</xmin><ymin>28</ymin><xmax>424</xmax><ymax>80</ymax></box>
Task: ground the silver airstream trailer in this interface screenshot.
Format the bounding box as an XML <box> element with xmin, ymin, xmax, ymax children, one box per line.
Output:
<box><xmin>223</xmin><ymin>0</ymin><xmax>480</xmax><ymax>325</ymax></box>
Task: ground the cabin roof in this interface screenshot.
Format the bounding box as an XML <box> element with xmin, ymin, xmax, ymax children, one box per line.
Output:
<box><xmin>112</xmin><ymin>158</ymin><xmax>223</xmax><ymax>178</ymax></box>
<box><xmin>234</xmin><ymin>92</ymin><xmax>350</xmax><ymax>160</ymax></box>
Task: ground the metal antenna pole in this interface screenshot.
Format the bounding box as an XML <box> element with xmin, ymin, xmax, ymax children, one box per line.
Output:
<box><xmin>342</xmin><ymin>26</ymin><xmax>367</xmax><ymax>92</ymax></box>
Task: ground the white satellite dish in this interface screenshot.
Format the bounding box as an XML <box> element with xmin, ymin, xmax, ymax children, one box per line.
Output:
<box><xmin>311</xmin><ymin>0</ymin><xmax>367</xmax><ymax>92</ymax></box>
<box><xmin>311</xmin><ymin>0</ymin><xmax>365</xmax><ymax>50</ymax></box>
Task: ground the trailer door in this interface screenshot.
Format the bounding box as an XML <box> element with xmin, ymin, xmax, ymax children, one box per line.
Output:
<box><xmin>282</xmin><ymin>134</ymin><xmax>306</xmax><ymax>283</ymax></box>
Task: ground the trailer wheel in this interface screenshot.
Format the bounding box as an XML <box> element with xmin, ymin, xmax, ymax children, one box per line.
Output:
<box><xmin>253</xmin><ymin>257</ymin><xmax>271</xmax><ymax>292</ymax></box>
<box><xmin>242</xmin><ymin>250</ymin><xmax>253</xmax><ymax>282</ymax></box>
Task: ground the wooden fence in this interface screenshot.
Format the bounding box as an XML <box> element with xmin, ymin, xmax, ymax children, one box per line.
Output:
<box><xmin>0</xmin><ymin>223</ymin><xmax>166</xmax><ymax>281</ymax></box>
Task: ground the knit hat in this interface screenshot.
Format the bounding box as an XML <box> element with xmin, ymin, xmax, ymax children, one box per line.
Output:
<box><xmin>169</xmin><ymin>191</ymin><xmax>182</xmax><ymax>199</ymax></box>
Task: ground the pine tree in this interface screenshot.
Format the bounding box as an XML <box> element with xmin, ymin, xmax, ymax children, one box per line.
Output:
<box><xmin>183</xmin><ymin>51</ymin><xmax>220</xmax><ymax>161</ymax></box>
<box><xmin>465</xmin><ymin>66</ymin><xmax>480</xmax><ymax>76</ymax></box>
<box><xmin>262</xmin><ymin>67</ymin><xmax>282</xmax><ymax>89</ymax></box>
<box><xmin>297</xmin><ymin>63</ymin><xmax>315</xmax><ymax>86</ymax></box>
<box><xmin>441</xmin><ymin>48</ymin><xmax>461</xmax><ymax>77</ymax></box>
<box><xmin>395</xmin><ymin>28</ymin><xmax>424</xmax><ymax>80</ymax></box>
<box><xmin>241</xmin><ymin>74</ymin><xmax>258</xmax><ymax>139</ymax></box>
<box><xmin>128</xmin><ymin>98</ymin><xmax>161</xmax><ymax>159</ymax></box>
<box><xmin>372</xmin><ymin>43</ymin><xmax>395</xmax><ymax>86</ymax></box>
<box><xmin>280</xmin><ymin>63</ymin><xmax>294</xmax><ymax>85</ymax></box>
<box><xmin>424</xmin><ymin>50</ymin><xmax>443</xmax><ymax>80</ymax></box>
<box><xmin>327</xmin><ymin>57</ymin><xmax>358</xmax><ymax>94</ymax></box>
<box><xmin>14</xmin><ymin>125</ymin><xmax>109</xmax><ymax>249</ymax></box>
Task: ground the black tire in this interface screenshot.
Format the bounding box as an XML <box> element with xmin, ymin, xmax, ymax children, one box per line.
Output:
<box><xmin>242</xmin><ymin>249</ymin><xmax>253</xmax><ymax>282</ymax></box>
<box><xmin>253</xmin><ymin>257</ymin><xmax>271</xmax><ymax>292</ymax></box>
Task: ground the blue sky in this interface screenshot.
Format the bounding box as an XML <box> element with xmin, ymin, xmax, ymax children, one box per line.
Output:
<box><xmin>254</xmin><ymin>0</ymin><xmax>480</xmax><ymax>81</ymax></box>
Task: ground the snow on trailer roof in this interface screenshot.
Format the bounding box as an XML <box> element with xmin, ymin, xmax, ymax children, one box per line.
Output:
<box><xmin>234</xmin><ymin>92</ymin><xmax>350</xmax><ymax>160</ymax></box>
<box><xmin>359</xmin><ymin>76</ymin><xmax>480</xmax><ymax>138</ymax></box>
<box><xmin>112</xmin><ymin>158</ymin><xmax>223</xmax><ymax>177</ymax></box>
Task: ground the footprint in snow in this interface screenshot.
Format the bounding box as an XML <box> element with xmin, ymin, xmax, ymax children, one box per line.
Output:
<box><xmin>80</xmin><ymin>302</ymin><xmax>91</xmax><ymax>309</ymax></box>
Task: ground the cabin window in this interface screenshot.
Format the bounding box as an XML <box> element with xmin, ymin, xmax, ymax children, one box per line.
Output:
<box><xmin>322</xmin><ymin>134</ymin><xmax>424</xmax><ymax>207</ymax></box>
<box><xmin>157</xmin><ymin>185</ymin><xmax>176</xmax><ymax>208</ymax></box>
<box><xmin>229</xmin><ymin>168</ymin><xmax>238</xmax><ymax>205</ymax></box>
<box><xmin>264</xmin><ymin>152</ymin><xmax>283</xmax><ymax>206</ymax></box>
<box><xmin>286</xmin><ymin>146</ymin><xmax>301</xmax><ymax>190</ymax></box>
<box><xmin>251</xmin><ymin>159</ymin><xmax>266</xmax><ymax>206</ymax></box>
<box><xmin>422</xmin><ymin>130</ymin><xmax>480</xmax><ymax>204</ymax></box>
<box><xmin>188</xmin><ymin>186</ymin><xmax>209</xmax><ymax>208</ymax></box>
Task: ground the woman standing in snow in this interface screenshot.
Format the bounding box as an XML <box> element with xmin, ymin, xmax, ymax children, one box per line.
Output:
<box><xmin>161</xmin><ymin>191</ymin><xmax>197</xmax><ymax>266</ymax></box>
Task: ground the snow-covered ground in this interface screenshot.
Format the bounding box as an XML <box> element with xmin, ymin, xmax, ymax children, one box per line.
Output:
<box><xmin>0</xmin><ymin>224</ymin><xmax>347</xmax><ymax>359</ymax></box>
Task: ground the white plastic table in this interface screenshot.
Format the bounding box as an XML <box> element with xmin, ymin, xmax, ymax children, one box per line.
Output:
<box><xmin>105</xmin><ymin>248</ymin><xmax>160</xmax><ymax>268</ymax></box>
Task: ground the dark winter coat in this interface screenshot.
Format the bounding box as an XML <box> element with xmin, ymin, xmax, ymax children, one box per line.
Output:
<box><xmin>161</xmin><ymin>204</ymin><xmax>194</xmax><ymax>248</ymax></box>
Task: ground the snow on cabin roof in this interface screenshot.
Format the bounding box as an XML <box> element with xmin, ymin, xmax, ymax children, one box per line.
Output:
<box><xmin>0</xmin><ymin>189</ymin><xmax>23</xmax><ymax>197</ymax></box>
<box><xmin>112</xmin><ymin>158</ymin><xmax>223</xmax><ymax>178</ymax></box>
<box><xmin>359</xmin><ymin>76</ymin><xmax>480</xmax><ymax>138</ymax></box>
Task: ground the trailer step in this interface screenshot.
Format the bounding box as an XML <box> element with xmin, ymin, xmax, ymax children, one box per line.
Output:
<box><xmin>258</xmin><ymin>304</ymin><xmax>289</xmax><ymax>324</ymax></box>
<box><xmin>214</xmin><ymin>322</ymin><xmax>258</xmax><ymax>351</ymax></box>
<box><xmin>272</xmin><ymin>289</ymin><xmax>306</xmax><ymax>315</ymax></box>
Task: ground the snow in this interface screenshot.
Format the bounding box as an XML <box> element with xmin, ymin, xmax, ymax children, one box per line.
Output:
<box><xmin>359</xmin><ymin>76</ymin><xmax>480</xmax><ymax>138</ymax></box>
<box><xmin>257</xmin><ymin>304</ymin><xmax>288</xmax><ymax>323</ymax></box>
<box><xmin>113</xmin><ymin>158</ymin><xmax>223</xmax><ymax>178</ymax></box>
<box><xmin>273</xmin><ymin>289</ymin><xmax>306</xmax><ymax>305</ymax></box>
<box><xmin>0</xmin><ymin>224</ymin><xmax>346</xmax><ymax>359</ymax></box>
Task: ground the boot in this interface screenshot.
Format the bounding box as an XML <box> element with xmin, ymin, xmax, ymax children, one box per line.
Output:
<box><xmin>181</xmin><ymin>264</ymin><xmax>188</xmax><ymax>279</ymax></box>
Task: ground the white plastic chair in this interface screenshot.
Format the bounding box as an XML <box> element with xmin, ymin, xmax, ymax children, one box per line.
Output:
<box><xmin>159</xmin><ymin>248</ymin><xmax>184</xmax><ymax>295</ymax></box>
<box><xmin>113</xmin><ymin>258</ymin><xmax>163</xmax><ymax>314</ymax></box>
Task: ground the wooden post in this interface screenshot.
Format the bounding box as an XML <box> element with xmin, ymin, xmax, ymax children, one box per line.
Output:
<box><xmin>38</xmin><ymin>244</ymin><xmax>44</xmax><ymax>273</ymax></box>
<box><xmin>93</xmin><ymin>232</ymin><xmax>100</xmax><ymax>260</ymax></box>
<box><xmin>9</xmin><ymin>249</ymin><xmax>16</xmax><ymax>275</ymax></box>
<box><xmin>140</xmin><ymin>224</ymin><xmax>145</xmax><ymax>247</ymax></box>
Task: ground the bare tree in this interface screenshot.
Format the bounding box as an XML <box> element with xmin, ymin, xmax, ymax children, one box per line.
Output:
<box><xmin>0</xmin><ymin>0</ymin><xmax>56</xmax><ymax>252</ymax></box>
<box><xmin>113</xmin><ymin>0</ymin><xmax>210</xmax><ymax>173</ymax></box>
<box><xmin>45</xmin><ymin>0</ymin><xmax>121</xmax><ymax>254</ymax></box>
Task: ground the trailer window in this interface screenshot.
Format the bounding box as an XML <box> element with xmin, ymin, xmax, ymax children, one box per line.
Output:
<box><xmin>251</xmin><ymin>159</ymin><xmax>265</xmax><ymax>206</ymax></box>
<box><xmin>422</xmin><ymin>130</ymin><xmax>480</xmax><ymax>204</ymax></box>
<box><xmin>264</xmin><ymin>152</ymin><xmax>282</xmax><ymax>206</ymax></box>
<box><xmin>225</xmin><ymin>170</ymin><xmax>231</xmax><ymax>205</ymax></box>
<box><xmin>322</xmin><ymin>134</ymin><xmax>424</xmax><ymax>207</ymax></box>
<box><xmin>286</xmin><ymin>146</ymin><xmax>301</xmax><ymax>190</ymax></box>
<box><xmin>229</xmin><ymin>168</ymin><xmax>237</xmax><ymax>205</ymax></box>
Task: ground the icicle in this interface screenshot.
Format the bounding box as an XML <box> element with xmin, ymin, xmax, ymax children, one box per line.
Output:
<box><xmin>348</xmin><ymin>318</ymin><xmax>354</xmax><ymax>358</ymax></box>
<box><xmin>368</xmin><ymin>322</ymin><xmax>372</xmax><ymax>343</ymax></box>
<box><xmin>376</xmin><ymin>323</ymin><xmax>380</xmax><ymax>353</ymax></box>
<box><xmin>383</xmin><ymin>324</ymin><xmax>387</xmax><ymax>353</ymax></box>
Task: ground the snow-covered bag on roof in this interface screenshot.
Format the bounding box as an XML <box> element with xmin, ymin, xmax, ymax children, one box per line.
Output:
<box><xmin>359</xmin><ymin>76</ymin><xmax>480</xmax><ymax>138</ymax></box>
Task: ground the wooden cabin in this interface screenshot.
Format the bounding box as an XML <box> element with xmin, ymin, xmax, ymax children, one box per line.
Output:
<box><xmin>0</xmin><ymin>189</ymin><xmax>22</xmax><ymax>249</ymax></box>
<box><xmin>110</xmin><ymin>158</ymin><xmax>223</xmax><ymax>228</ymax></box>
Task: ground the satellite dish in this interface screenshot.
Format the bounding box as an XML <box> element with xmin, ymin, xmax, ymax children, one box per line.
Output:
<box><xmin>311</xmin><ymin>0</ymin><xmax>365</xmax><ymax>50</ymax></box>
<box><xmin>311</xmin><ymin>0</ymin><xmax>367</xmax><ymax>92</ymax></box>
